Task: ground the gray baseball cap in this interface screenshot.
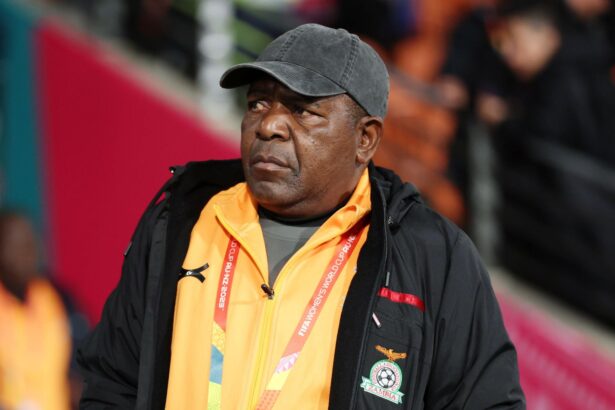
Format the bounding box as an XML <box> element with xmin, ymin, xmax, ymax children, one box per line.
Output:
<box><xmin>219</xmin><ymin>23</ymin><xmax>389</xmax><ymax>118</ymax></box>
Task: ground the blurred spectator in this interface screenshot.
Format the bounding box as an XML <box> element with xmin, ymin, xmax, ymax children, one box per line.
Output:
<box><xmin>437</xmin><ymin>5</ymin><xmax>514</xmax><ymax>198</ymax></box>
<box><xmin>336</xmin><ymin>0</ymin><xmax>416</xmax><ymax>52</ymax></box>
<box><xmin>555</xmin><ymin>0</ymin><xmax>615</xmax><ymax>88</ymax></box>
<box><xmin>439</xmin><ymin>7</ymin><xmax>499</xmax><ymax>110</ymax></box>
<box><xmin>495</xmin><ymin>1</ymin><xmax>562</xmax><ymax>81</ymax></box>
<box><xmin>484</xmin><ymin>0</ymin><xmax>615</xmax><ymax>325</ymax></box>
<box><xmin>435</xmin><ymin>0</ymin><xmax>615</xmax><ymax>325</ymax></box>
<box><xmin>565</xmin><ymin>0</ymin><xmax>612</xmax><ymax>20</ymax></box>
<box><xmin>336</xmin><ymin>0</ymin><xmax>483</xmax><ymax>225</ymax></box>
<box><xmin>52</xmin><ymin>284</ymin><xmax>90</xmax><ymax>410</ymax></box>
<box><xmin>0</xmin><ymin>211</ymin><xmax>70</xmax><ymax>410</ymax></box>
<box><xmin>493</xmin><ymin>0</ymin><xmax>615</xmax><ymax>164</ymax></box>
<box><xmin>124</xmin><ymin>0</ymin><xmax>198</xmax><ymax>79</ymax></box>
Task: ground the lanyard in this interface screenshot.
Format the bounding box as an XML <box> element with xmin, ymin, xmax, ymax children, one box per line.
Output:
<box><xmin>256</xmin><ymin>217</ymin><xmax>367</xmax><ymax>410</ymax></box>
<box><xmin>207</xmin><ymin>218</ymin><xmax>367</xmax><ymax>409</ymax></box>
<box><xmin>207</xmin><ymin>238</ymin><xmax>240</xmax><ymax>409</ymax></box>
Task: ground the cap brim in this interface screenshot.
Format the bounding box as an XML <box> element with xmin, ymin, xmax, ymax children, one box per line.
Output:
<box><xmin>219</xmin><ymin>61</ymin><xmax>346</xmax><ymax>97</ymax></box>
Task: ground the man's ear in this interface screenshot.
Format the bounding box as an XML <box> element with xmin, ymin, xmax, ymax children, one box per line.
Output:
<box><xmin>356</xmin><ymin>116</ymin><xmax>383</xmax><ymax>165</ymax></box>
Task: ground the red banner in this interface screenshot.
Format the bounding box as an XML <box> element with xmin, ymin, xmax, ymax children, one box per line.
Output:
<box><xmin>36</xmin><ymin>22</ymin><xmax>238</xmax><ymax>322</ymax></box>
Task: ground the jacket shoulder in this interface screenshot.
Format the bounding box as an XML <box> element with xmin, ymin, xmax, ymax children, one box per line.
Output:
<box><xmin>170</xmin><ymin>159</ymin><xmax>244</xmax><ymax>193</ymax></box>
<box><xmin>388</xmin><ymin>186</ymin><xmax>487</xmax><ymax>301</ymax></box>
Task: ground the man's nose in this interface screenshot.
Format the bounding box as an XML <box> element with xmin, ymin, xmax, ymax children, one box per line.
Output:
<box><xmin>257</xmin><ymin>103</ymin><xmax>290</xmax><ymax>141</ymax></box>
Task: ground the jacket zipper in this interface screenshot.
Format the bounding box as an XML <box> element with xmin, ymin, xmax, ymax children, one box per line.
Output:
<box><xmin>214</xmin><ymin>213</ymin><xmax>273</xmax><ymax>408</ymax></box>
<box><xmin>247</xmin><ymin>225</ymin><xmax>359</xmax><ymax>408</ymax></box>
<box><xmin>347</xmin><ymin>181</ymin><xmax>389</xmax><ymax>409</ymax></box>
<box><xmin>217</xmin><ymin>208</ymin><xmax>367</xmax><ymax>408</ymax></box>
<box><xmin>248</xmin><ymin>297</ymin><xmax>276</xmax><ymax>408</ymax></box>
<box><xmin>246</xmin><ymin>235</ymin><xmax>323</xmax><ymax>408</ymax></box>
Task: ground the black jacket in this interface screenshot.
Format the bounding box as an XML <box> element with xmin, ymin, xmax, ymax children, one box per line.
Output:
<box><xmin>78</xmin><ymin>160</ymin><xmax>525</xmax><ymax>409</ymax></box>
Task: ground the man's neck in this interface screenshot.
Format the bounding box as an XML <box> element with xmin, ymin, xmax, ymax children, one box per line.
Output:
<box><xmin>258</xmin><ymin>198</ymin><xmax>347</xmax><ymax>226</ymax></box>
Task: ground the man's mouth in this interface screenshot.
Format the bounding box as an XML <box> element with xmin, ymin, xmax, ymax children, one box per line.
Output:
<box><xmin>251</xmin><ymin>154</ymin><xmax>289</xmax><ymax>172</ymax></box>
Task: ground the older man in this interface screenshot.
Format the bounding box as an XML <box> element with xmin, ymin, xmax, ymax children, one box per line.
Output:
<box><xmin>78</xmin><ymin>24</ymin><xmax>524</xmax><ymax>409</ymax></box>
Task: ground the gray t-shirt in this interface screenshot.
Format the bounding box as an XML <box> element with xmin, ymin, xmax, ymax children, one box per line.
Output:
<box><xmin>259</xmin><ymin>209</ymin><xmax>329</xmax><ymax>287</ymax></box>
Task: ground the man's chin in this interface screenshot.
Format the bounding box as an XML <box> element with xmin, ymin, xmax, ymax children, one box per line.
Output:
<box><xmin>246</xmin><ymin>179</ymin><xmax>295</xmax><ymax>209</ymax></box>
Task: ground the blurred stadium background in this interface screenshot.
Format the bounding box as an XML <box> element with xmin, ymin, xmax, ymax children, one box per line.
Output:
<box><xmin>1</xmin><ymin>0</ymin><xmax>614</xmax><ymax>408</ymax></box>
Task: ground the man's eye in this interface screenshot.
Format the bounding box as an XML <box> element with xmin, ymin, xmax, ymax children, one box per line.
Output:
<box><xmin>293</xmin><ymin>106</ymin><xmax>314</xmax><ymax>117</ymax></box>
<box><xmin>248</xmin><ymin>100</ymin><xmax>266</xmax><ymax>111</ymax></box>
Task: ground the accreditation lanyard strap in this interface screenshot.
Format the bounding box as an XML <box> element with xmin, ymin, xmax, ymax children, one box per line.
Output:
<box><xmin>207</xmin><ymin>238</ymin><xmax>240</xmax><ymax>408</ymax></box>
<box><xmin>208</xmin><ymin>218</ymin><xmax>367</xmax><ymax>410</ymax></box>
<box><xmin>256</xmin><ymin>217</ymin><xmax>367</xmax><ymax>410</ymax></box>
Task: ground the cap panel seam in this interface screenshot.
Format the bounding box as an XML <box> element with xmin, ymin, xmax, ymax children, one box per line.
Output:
<box><xmin>274</xmin><ymin>25</ymin><xmax>308</xmax><ymax>61</ymax></box>
<box><xmin>340</xmin><ymin>35</ymin><xmax>359</xmax><ymax>88</ymax></box>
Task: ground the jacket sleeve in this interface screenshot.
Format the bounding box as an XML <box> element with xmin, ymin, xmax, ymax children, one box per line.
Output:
<box><xmin>424</xmin><ymin>232</ymin><xmax>526</xmax><ymax>409</ymax></box>
<box><xmin>77</xmin><ymin>201</ymin><xmax>164</xmax><ymax>408</ymax></box>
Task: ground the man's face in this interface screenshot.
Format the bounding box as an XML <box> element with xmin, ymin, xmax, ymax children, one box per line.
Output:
<box><xmin>241</xmin><ymin>78</ymin><xmax>364</xmax><ymax>218</ymax></box>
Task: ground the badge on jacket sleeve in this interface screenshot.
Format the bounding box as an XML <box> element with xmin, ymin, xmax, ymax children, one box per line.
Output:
<box><xmin>360</xmin><ymin>345</ymin><xmax>407</xmax><ymax>404</ymax></box>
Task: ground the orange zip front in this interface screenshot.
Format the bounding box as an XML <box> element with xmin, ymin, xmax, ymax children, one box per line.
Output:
<box><xmin>246</xmin><ymin>223</ymin><xmax>365</xmax><ymax>409</ymax></box>
<box><xmin>215</xmin><ymin>210</ymin><xmax>276</xmax><ymax>409</ymax></box>
<box><xmin>248</xmin><ymin>296</ymin><xmax>276</xmax><ymax>408</ymax></box>
<box><xmin>249</xmin><ymin>240</ymin><xmax>307</xmax><ymax>409</ymax></box>
<box><xmin>166</xmin><ymin>172</ymin><xmax>372</xmax><ymax>410</ymax></box>
<box><xmin>246</xmin><ymin>239</ymin><xmax>317</xmax><ymax>409</ymax></box>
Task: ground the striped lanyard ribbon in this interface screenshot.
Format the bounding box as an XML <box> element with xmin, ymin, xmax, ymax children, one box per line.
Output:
<box><xmin>207</xmin><ymin>218</ymin><xmax>367</xmax><ymax>409</ymax></box>
<box><xmin>207</xmin><ymin>238</ymin><xmax>240</xmax><ymax>409</ymax></box>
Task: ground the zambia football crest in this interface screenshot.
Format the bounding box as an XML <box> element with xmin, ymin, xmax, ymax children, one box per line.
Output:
<box><xmin>360</xmin><ymin>345</ymin><xmax>407</xmax><ymax>404</ymax></box>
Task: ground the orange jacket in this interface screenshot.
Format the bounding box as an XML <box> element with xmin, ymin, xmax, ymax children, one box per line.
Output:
<box><xmin>166</xmin><ymin>170</ymin><xmax>371</xmax><ymax>409</ymax></box>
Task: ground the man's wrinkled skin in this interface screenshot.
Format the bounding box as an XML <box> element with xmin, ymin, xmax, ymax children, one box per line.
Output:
<box><xmin>241</xmin><ymin>77</ymin><xmax>383</xmax><ymax>219</ymax></box>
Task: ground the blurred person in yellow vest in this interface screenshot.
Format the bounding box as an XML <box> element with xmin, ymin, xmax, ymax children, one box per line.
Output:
<box><xmin>0</xmin><ymin>211</ymin><xmax>70</xmax><ymax>410</ymax></box>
